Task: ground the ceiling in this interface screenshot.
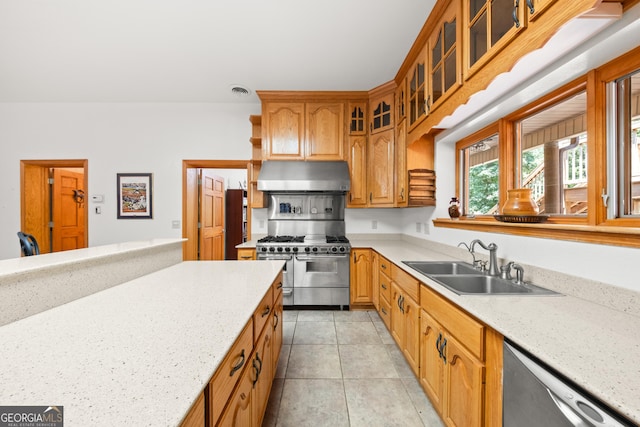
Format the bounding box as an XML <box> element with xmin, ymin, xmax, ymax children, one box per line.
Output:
<box><xmin>0</xmin><ymin>0</ymin><xmax>434</xmax><ymax>104</ymax></box>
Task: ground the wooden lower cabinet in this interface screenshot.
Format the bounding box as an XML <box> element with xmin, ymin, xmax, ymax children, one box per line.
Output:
<box><xmin>180</xmin><ymin>391</ymin><xmax>205</xmax><ymax>427</ymax></box>
<box><xmin>350</xmin><ymin>248</ymin><xmax>372</xmax><ymax>306</ymax></box>
<box><xmin>390</xmin><ymin>282</ymin><xmax>420</xmax><ymax>375</ymax></box>
<box><xmin>211</xmin><ymin>272</ymin><xmax>284</xmax><ymax>427</ymax></box>
<box><xmin>237</xmin><ymin>248</ymin><xmax>256</xmax><ymax>260</ymax></box>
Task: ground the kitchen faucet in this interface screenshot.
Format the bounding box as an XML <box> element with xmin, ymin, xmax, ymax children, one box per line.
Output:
<box><xmin>470</xmin><ymin>239</ymin><xmax>499</xmax><ymax>276</ymax></box>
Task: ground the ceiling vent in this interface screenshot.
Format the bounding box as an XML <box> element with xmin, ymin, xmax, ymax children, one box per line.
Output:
<box><xmin>230</xmin><ymin>85</ymin><xmax>251</xmax><ymax>97</ymax></box>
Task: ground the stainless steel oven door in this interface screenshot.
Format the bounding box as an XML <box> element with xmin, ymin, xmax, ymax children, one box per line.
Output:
<box><xmin>293</xmin><ymin>253</ymin><xmax>349</xmax><ymax>306</ymax></box>
<box><xmin>257</xmin><ymin>252</ymin><xmax>294</xmax><ymax>305</ymax></box>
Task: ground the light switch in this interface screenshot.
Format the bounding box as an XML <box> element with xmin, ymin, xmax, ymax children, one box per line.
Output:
<box><xmin>95</xmin><ymin>206</ymin><xmax>101</xmax><ymax>214</ymax></box>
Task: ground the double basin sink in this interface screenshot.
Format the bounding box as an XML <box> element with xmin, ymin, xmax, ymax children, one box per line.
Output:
<box><xmin>402</xmin><ymin>261</ymin><xmax>560</xmax><ymax>296</ymax></box>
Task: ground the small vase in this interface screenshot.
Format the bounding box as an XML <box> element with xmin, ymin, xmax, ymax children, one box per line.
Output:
<box><xmin>502</xmin><ymin>188</ymin><xmax>539</xmax><ymax>215</ymax></box>
<box><xmin>448</xmin><ymin>197</ymin><xmax>461</xmax><ymax>220</ymax></box>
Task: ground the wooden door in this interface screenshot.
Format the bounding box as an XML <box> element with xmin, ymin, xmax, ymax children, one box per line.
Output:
<box><xmin>443</xmin><ymin>335</ymin><xmax>484</xmax><ymax>427</ymax></box>
<box><xmin>347</xmin><ymin>135</ymin><xmax>368</xmax><ymax>207</ymax></box>
<box><xmin>390</xmin><ymin>283</ymin><xmax>404</xmax><ymax>347</ymax></box>
<box><xmin>22</xmin><ymin>164</ymin><xmax>51</xmax><ymax>253</ymax></box>
<box><xmin>263</xmin><ymin>102</ymin><xmax>304</xmax><ymax>160</ymax></box>
<box><xmin>305</xmin><ymin>102</ymin><xmax>344</xmax><ymax>160</ymax></box>
<box><xmin>199</xmin><ymin>170</ymin><xmax>225</xmax><ymax>260</ymax></box>
<box><xmin>420</xmin><ymin>310</ymin><xmax>444</xmax><ymax>413</ymax></box>
<box><xmin>403</xmin><ymin>295</ymin><xmax>420</xmax><ymax>375</ymax></box>
<box><xmin>368</xmin><ymin>129</ymin><xmax>395</xmax><ymax>206</ymax></box>
<box><xmin>350</xmin><ymin>249</ymin><xmax>372</xmax><ymax>305</ymax></box>
<box><xmin>52</xmin><ymin>168</ymin><xmax>86</xmax><ymax>252</ymax></box>
<box><xmin>218</xmin><ymin>363</ymin><xmax>255</xmax><ymax>427</ymax></box>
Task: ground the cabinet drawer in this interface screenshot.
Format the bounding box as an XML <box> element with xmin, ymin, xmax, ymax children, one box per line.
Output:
<box><xmin>237</xmin><ymin>248</ymin><xmax>255</xmax><ymax>260</ymax></box>
<box><xmin>378</xmin><ymin>296</ymin><xmax>391</xmax><ymax>330</ymax></box>
<box><xmin>209</xmin><ymin>319</ymin><xmax>254</xmax><ymax>426</ymax></box>
<box><xmin>421</xmin><ymin>285</ymin><xmax>485</xmax><ymax>360</ymax></box>
<box><xmin>379</xmin><ymin>270</ymin><xmax>392</xmax><ymax>303</ymax></box>
<box><xmin>254</xmin><ymin>286</ymin><xmax>274</xmax><ymax>339</ymax></box>
<box><xmin>391</xmin><ymin>264</ymin><xmax>419</xmax><ymax>302</ymax></box>
<box><xmin>379</xmin><ymin>255</ymin><xmax>391</xmax><ymax>275</ymax></box>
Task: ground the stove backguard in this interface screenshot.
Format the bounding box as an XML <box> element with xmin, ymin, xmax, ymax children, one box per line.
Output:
<box><xmin>266</xmin><ymin>193</ymin><xmax>346</xmax><ymax>238</ymax></box>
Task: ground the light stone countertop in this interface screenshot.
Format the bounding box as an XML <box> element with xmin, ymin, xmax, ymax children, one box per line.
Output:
<box><xmin>348</xmin><ymin>237</ymin><xmax>640</xmax><ymax>424</ymax></box>
<box><xmin>0</xmin><ymin>260</ymin><xmax>284</xmax><ymax>427</ymax></box>
<box><xmin>0</xmin><ymin>238</ymin><xmax>184</xmax><ymax>278</ymax></box>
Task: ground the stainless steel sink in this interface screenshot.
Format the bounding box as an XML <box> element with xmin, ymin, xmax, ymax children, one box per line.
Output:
<box><xmin>429</xmin><ymin>274</ymin><xmax>560</xmax><ymax>296</ymax></box>
<box><xmin>402</xmin><ymin>261</ymin><xmax>478</xmax><ymax>276</ymax></box>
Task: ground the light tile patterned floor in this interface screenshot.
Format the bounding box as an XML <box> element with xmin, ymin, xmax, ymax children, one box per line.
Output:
<box><xmin>262</xmin><ymin>309</ymin><xmax>445</xmax><ymax>427</ymax></box>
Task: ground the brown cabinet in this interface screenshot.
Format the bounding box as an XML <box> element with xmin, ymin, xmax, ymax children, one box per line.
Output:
<box><xmin>350</xmin><ymin>248</ymin><xmax>372</xmax><ymax>306</ymax></box>
<box><xmin>408</xmin><ymin>46</ymin><xmax>428</xmax><ymax>128</ymax></box>
<box><xmin>395</xmin><ymin>119</ymin><xmax>408</xmax><ymax>207</ymax></box>
<box><xmin>368</xmin><ymin>129</ymin><xmax>395</xmax><ymax>206</ymax></box>
<box><xmin>429</xmin><ymin>0</ymin><xmax>461</xmax><ymax>110</ymax></box>
<box><xmin>261</xmin><ymin>97</ymin><xmax>346</xmax><ymax>161</ymax></box>
<box><xmin>371</xmin><ymin>251</ymin><xmax>380</xmax><ymax>310</ymax></box>
<box><xmin>420</xmin><ymin>284</ymin><xmax>486</xmax><ymax>427</ymax></box>
<box><xmin>390</xmin><ymin>265</ymin><xmax>420</xmax><ymax>375</ymax></box>
<box><xmin>179</xmin><ymin>392</ymin><xmax>205</xmax><ymax>427</ymax></box>
<box><xmin>262</xmin><ymin>102</ymin><xmax>305</xmax><ymax>160</ymax></box>
<box><xmin>369</xmin><ymin>86</ymin><xmax>395</xmax><ymax>135</ymax></box>
<box><xmin>377</xmin><ymin>254</ymin><xmax>392</xmax><ymax>330</ymax></box>
<box><xmin>237</xmin><ymin>248</ymin><xmax>256</xmax><ymax>261</ymax></box>
<box><xmin>225</xmin><ymin>189</ymin><xmax>247</xmax><ymax>260</ymax></box>
<box><xmin>346</xmin><ymin>135</ymin><xmax>368</xmax><ymax>207</ymax></box>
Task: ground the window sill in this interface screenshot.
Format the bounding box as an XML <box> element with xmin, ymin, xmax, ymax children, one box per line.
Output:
<box><xmin>432</xmin><ymin>217</ymin><xmax>640</xmax><ymax>248</ymax></box>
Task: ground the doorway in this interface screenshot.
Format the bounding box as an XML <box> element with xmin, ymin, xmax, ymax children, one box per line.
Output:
<box><xmin>182</xmin><ymin>160</ymin><xmax>249</xmax><ymax>261</ymax></box>
<box><xmin>20</xmin><ymin>159</ymin><xmax>88</xmax><ymax>254</ymax></box>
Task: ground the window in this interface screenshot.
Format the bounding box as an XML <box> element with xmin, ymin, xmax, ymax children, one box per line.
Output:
<box><xmin>514</xmin><ymin>91</ymin><xmax>587</xmax><ymax>215</ymax></box>
<box><xmin>609</xmin><ymin>69</ymin><xmax>640</xmax><ymax>217</ymax></box>
<box><xmin>457</xmin><ymin>127</ymin><xmax>499</xmax><ymax>216</ymax></box>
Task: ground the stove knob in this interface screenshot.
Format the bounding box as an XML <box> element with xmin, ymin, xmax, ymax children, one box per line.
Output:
<box><xmin>277</xmin><ymin>247</ymin><xmax>283</xmax><ymax>252</ymax></box>
<box><xmin>304</xmin><ymin>247</ymin><xmax>310</xmax><ymax>253</ymax></box>
<box><xmin>284</xmin><ymin>247</ymin><xmax>290</xmax><ymax>252</ymax></box>
<box><xmin>269</xmin><ymin>247</ymin><xmax>275</xmax><ymax>252</ymax></box>
<box><xmin>312</xmin><ymin>247</ymin><xmax>318</xmax><ymax>252</ymax></box>
<box><xmin>331</xmin><ymin>246</ymin><xmax>338</xmax><ymax>253</ymax></box>
<box><xmin>339</xmin><ymin>246</ymin><xmax>346</xmax><ymax>253</ymax></box>
<box><xmin>292</xmin><ymin>247</ymin><xmax>299</xmax><ymax>253</ymax></box>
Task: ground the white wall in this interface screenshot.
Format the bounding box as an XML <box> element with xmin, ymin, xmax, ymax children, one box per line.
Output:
<box><xmin>0</xmin><ymin>102</ymin><xmax>260</xmax><ymax>260</ymax></box>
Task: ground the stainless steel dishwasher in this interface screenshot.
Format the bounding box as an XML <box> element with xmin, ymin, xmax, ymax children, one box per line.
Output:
<box><xmin>503</xmin><ymin>340</ymin><xmax>633</xmax><ymax>427</ymax></box>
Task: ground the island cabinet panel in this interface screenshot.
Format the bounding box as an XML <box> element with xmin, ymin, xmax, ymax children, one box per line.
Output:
<box><xmin>263</xmin><ymin>102</ymin><xmax>305</xmax><ymax>160</ymax></box>
<box><xmin>210</xmin><ymin>319</ymin><xmax>254</xmax><ymax>426</ymax></box>
<box><xmin>179</xmin><ymin>391</ymin><xmax>205</xmax><ymax>427</ymax></box>
<box><xmin>217</xmin><ymin>359</ymin><xmax>256</xmax><ymax>427</ymax></box>
<box><xmin>305</xmin><ymin>102</ymin><xmax>345</xmax><ymax>161</ymax></box>
<box><xmin>252</xmin><ymin>314</ymin><xmax>274</xmax><ymax>427</ymax></box>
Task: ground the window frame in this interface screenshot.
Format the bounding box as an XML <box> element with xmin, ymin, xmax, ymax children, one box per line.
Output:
<box><xmin>437</xmin><ymin>47</ymin><xmax>640</xmax><ymax>248</ymax></box>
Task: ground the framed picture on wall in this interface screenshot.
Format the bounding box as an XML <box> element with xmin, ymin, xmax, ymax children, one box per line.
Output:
<box><xmin>116</xmin><ymin>173</ymin><xmax>153</xmax><ymax>219</ymax></box>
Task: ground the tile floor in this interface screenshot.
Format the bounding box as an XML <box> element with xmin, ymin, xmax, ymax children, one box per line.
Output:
<box><xmin>262</xmin><ymin>309</ymin><xmax>445</xmax><ymax>427</ymax></box>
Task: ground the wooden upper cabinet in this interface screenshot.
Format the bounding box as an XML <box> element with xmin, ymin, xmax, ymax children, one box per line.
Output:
<box><xmin>347</xmin><ymin>135</ymin><xmax>368</xmax><ymax>207</ymax></box>
<box><xmin>305</xmin><ymin>102</ymin><xmax>345</xmax><ymax>161</ymax></box>
<box><xmin>368</xmin><ymin>129</ymin><xmax>395</xmax><ymax>206</ymax></box>
<box><xmin>396</xmin><ymin>79</ymin><xmax>406</xmax><ymax>125</ymax></box>
<box><xmin>395</xmin><ymin>119</ymin><xmax>408</xmax><ymax>207</ymax></box>
<box><xmin>408</xmin><ymin>46</ymin><xmax>428</xmax><ymax>128</ymax></box>
<box><xmin>429</xmin><ymin>0</ymin><xmax>461</xmax><ymax>110</ymax></box>
<box><xmin>464</xmin><ymin>0</ymin><xmax>525</xmax><ymax>78</ymax></box>
<box><xmin>348</xmin><ymin>101</ymin><xmax>367</xmax><ymax>135</ymax></box>
<box><xmin>369</xmin><ymin>86</ymin><xmax>395</xmax><ymax>134</ymax></box>
<box><xmin>262</xmin><ymin>102</ymin><xmax>305</xmax><ymax>160</ymax></box>
<box><xmin>527</xmin><ymin>0</ymin><xmax>559</xmax><ymax>22</ymax></box>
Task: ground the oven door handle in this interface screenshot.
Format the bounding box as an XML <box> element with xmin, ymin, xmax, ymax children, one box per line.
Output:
<box><xmin>295</xmin><ymin>254</ymin><xmax>349</xmax><ymax>261</ymax></box>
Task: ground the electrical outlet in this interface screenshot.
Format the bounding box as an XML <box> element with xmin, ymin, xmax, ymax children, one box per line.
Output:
<box><xmin>416</xmin><ymin>222</ymin><xmax>422</xmax><ymax>233</ymax></box>
<box><xmin>171</xmin><ymin>220</ymin><xmax>180</xmax><ymax>229</ymax></box>
<box><xmin>423</xmin><ymin>222</ymin><xmax>430</xmax><ymax>235</ymax></box>
<box><xmin>371</xmin><ymin>220</ymin><xmax>378</xmax><ymax>230</ymax></box>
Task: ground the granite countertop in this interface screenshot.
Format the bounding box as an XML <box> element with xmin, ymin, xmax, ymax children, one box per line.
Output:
<box><xmin>0</xmin><ymin>260</ymin><xmax>284</xmax><ymax>427</ymax></box>
<box><xmin>348</xmin><ymin>237</ymin><xmax>640</xmax><ymax>424</ymax></box>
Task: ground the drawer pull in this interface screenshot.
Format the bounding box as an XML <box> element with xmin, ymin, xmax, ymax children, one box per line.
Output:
<box><xmin>381</xmin><ymin>264</ymin><xmax>387</xmax><ymax>270</ymax></box>
<box><xmin>240</xmin><ymin>256</ymin><xmax>252</xmax><ymax>259</ymax></box>
<box><xmin>381</xmin><ymin>307</ymin><xmax>387</xmax><ymax>315</ymax></box>
<box><xmin>262</xmin><ymin>305</ymin><xmax>271</xmax><ymax>317</ymax></box>
<box><xmin>381</xmin><ymin>283</ymin><xmax>387</xmax><ymax>290</ymax></box>
<box><xmin>277</xmin><ymin>282</ymin><xmax>283</xmax><ymax>289</ymax></box>
<box><xmin>230</xmin><ymin>349</ymin><xmax>245</xmax><ymax>377</ymax></box>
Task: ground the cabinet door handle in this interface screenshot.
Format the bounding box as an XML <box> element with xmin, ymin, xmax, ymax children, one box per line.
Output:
<box><xmin>526</xmin><ymin>0</ymin><xmax>535</xmax><ymax>14</ymax></box>
<box><xmin>273</xmin><ymin>312</ymin><xmax>279</xmax><ymax>329</ymax></box>
<box><xmin>277</xmin><ymin>282</ymin><xmax>283</xmax><ymax>289</ymax></box>
<box><xmin>230</xmin><ymin>349</ymin><xmax>246</xmax><ymax>377</ymax></box>
<box><xmin>262</xmin><ymin>305</ymin><xmax>271</xmax><ymax>317</ymax></box>
<box><xmin>381</xmin><ymin>307</ymin><xmax>388</xmax><ymax>315</ymax></box>
<box><xmin>381</xmin><ymin>283</ymin><xmax>387</xmax><ymax>290</ymax></box>
<box><xmin>400</xmin><ymin>188</ymin><xmax>405</xmax><ymax>201</ymax></box>
<box><xmin>252</xmin><ymin>357</ymin><xmax>260</xmax><ymax>387</ymax></box>
<box><xmin>513</xmin><ymin>0</ymin><xmax>521</xmax><ymax>28</ymax></box>
<box><xmin>369</xmin><ymin>192</ymin><xmax>373</xmax><ymax>203</ymax></box>
<box><xmin>354</xmin><ymin>253</ymin><xmax>356</xmax><ymax>263</ymax></box>
<box><xmin>381</xmin><ymin>264</ymin><xmax>387</xmax><ymax>270</ymax></box>
<box><xmin>435</xmin><ymin>333</ymin><xmax>442</xmax><ymax>358</ymax></box>
<box><xmin>441</xmin><ymin>338</ymin><xmax>448</xmax><ymax>364</ymax></box>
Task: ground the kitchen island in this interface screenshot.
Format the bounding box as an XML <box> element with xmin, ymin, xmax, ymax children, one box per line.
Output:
<box><xmin>0</xmin><ymin>260</ymin><xmax>284</xmax><ymax>426</ymax></box>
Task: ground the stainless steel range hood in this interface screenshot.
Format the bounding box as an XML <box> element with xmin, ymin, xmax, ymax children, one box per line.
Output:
<box><xmin>257</xmin><ymin>160</ymin><xmax>351</xmax><ymax>192</ymax></box>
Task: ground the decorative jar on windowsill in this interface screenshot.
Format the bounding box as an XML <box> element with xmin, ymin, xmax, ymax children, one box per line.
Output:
<box><xmin>448</xmin><ymin>197</ymin><xmax>461</xmax><ymax>220</ymax></box>
<box><xmin>501</xmin><ymin>188</ymin><xmax>539</xmax><ymax>215</ymax></box>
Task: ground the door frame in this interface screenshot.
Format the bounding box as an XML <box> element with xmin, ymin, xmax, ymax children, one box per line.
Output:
<box><xmin>20</xmin><ymin>159</ymin><xmax>89</xmax><ymax>253</ymax></box>
<box><xmin>182</xmin><ymin>160</ymin><xmax>248</xmax><ymax>261</ymax></box>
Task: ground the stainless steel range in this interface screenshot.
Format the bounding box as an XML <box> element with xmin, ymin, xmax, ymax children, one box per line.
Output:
<box><xmin>256</xmin><ymin>161</ymin><xmax>351</xmax><ymax>309</ymax></box>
